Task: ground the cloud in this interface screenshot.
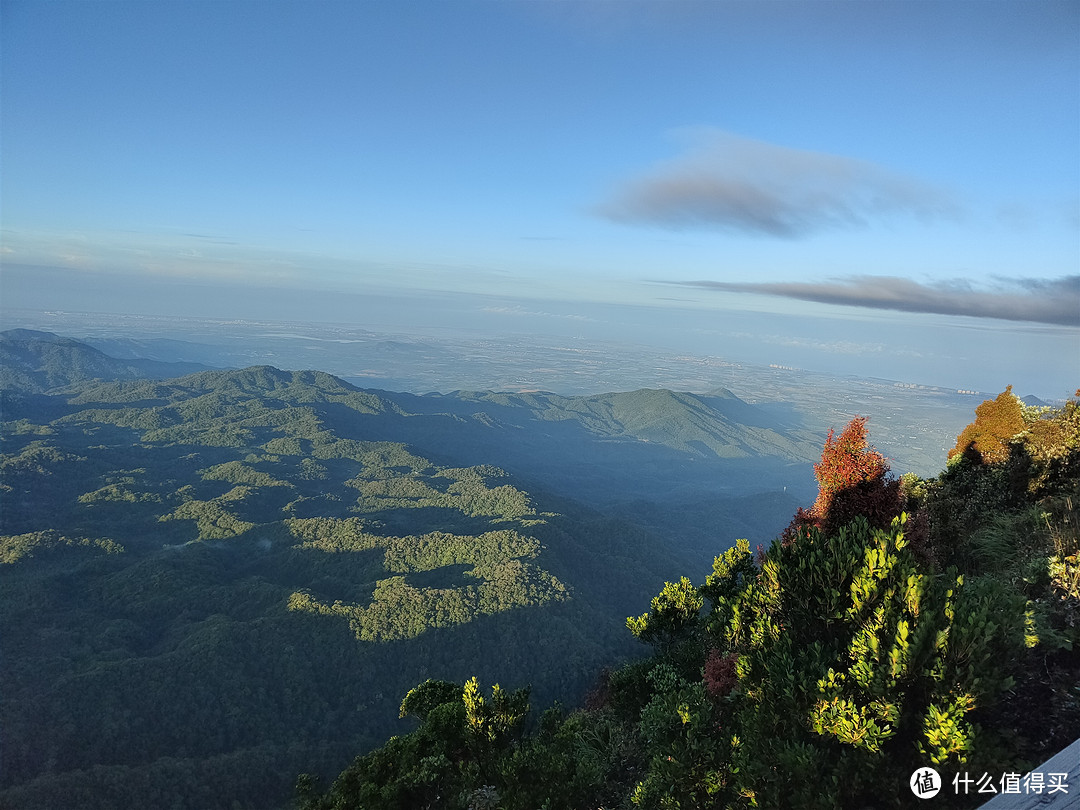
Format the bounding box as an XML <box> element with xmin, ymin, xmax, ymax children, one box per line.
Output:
<box><xmin>596</xmin><ymin>130</ymin><xmax>958</xmax><ymax>237</ymax></box>
<box><xmin>672</xmin><ymin>275</ymin><xmax>1080</xmax><ymax>326</ymax></box>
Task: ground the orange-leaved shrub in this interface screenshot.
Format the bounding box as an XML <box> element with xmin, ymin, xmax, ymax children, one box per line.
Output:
<box><xmin>948</xmin><ymin>385</ymin><xmax>1025</xmax><ymax>465</ymax></box>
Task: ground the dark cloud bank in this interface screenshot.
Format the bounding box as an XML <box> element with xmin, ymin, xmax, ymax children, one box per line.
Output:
<box><xmin>672</xmin><ymin>275</ymin><xmax>1080</xmax><ymax>326</ymax></box>
<box><xmin>596</xmin><ymin>130</ymin><xmax>957</xmax><ymax>236</ymax></box>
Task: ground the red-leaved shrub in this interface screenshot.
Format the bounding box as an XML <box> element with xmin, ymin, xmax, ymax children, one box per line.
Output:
<box><xmin>783</xmin><ymin>416</ymin><xmax>901</xmax><ymax>540</ymax></box>
<box><xmin>703</xmin><ymin>648</ymin><xmax>738</xmax><ymax>698</ymax></box>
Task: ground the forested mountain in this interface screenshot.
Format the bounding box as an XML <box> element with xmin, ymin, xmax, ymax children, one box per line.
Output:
<box><xmin>385</xmin><ymin>386</ymin><xmax>815</xmax><ymax>461</ymax></box>
<box><xmin>0</xmin><ymin>335</ymin><xmax>817</xmax><ymax>809</ymax></box>
<box><xmin>3</xmin><ymin>331</ymin><xmax>821</xmax><ymax>559</ymax></box>
<box><xmin>359</xmin><ymin>387</ymin><xmax>823</xmax><ymax>564</ymax></box>
<box><xmin>0</xmin><ymin>329</ymin><xmax>212</xmax><ymax>392</ymax></box>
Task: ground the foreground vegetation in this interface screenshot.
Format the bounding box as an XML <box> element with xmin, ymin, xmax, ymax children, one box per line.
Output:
<box><xmin>299</xmin><ymin>388</ymin><xmax>1080</xmax><ymax>809</ymax></box>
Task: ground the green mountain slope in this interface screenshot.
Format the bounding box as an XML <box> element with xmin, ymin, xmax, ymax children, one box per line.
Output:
<box><xmin>0</xmin><ymin>334</ymin><xmax>833</xmax><ymax>809</ymax></box>
<box><xmin>378</xmin><ymin>386</ymin><xmax>818</xmax><ymax>462</ymax></box>
<box><xmin>0</xmin><ymin>329</ymin><xmax>211</xmax><ymax>391</ymax></box>
<box><xmin>0</xmin><ymin>362</ymin><xmax>692</xmax><ymax>810</ymax></box>
<box><xmin>4</xmin><ymin>332</ymin><xmax>819</xmax><ymax>555</ymax></box>
<box><xmin>364</xmin><ymin>387</ymin><xmax>819</xmax><ymax>560</ymax></box>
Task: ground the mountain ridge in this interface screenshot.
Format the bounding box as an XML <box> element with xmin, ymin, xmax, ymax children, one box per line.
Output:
<box><xmin>1</xmin><ymin>348</ymin><xmax>700</xmax><ymax>809</ymax></box>
<box><xmin>2</xmin><ymin>331</ymin><xmax>820</xmax><ymax>470</ymax></box>
<box><xmin>0</xmin><ymin>332</ymin><xmax>821</xmax><ymax>562</ymax></box>
<box><xmin>0</xmin><ymin>328</ymin><xmax>214</xmax><ymax>392</ymax></box>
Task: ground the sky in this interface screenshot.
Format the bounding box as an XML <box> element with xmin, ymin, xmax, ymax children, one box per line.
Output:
<box><xmin>1</xmin><ymin>0</ymin><xmax>1078</xmax><ymax>397</ymax></box>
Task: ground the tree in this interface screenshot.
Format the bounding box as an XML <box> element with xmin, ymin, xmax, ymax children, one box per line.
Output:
<box><xmin>626</xmin><ymin>576</ymin><xmax>704</xmax><ymax>649</ymax></box>
<box><xmin>297</xmin><ymin>677</ymin><xmax>530</xmax><ymax>810</ymax></box>
<box><xmin>948</xmin><ymin>386</ymin><xmax>1025</xmax><ymax>465</ymax></box>
<box><xmin>712</xmin><ymin>516</ymin><xmax>1025</xmax><ymax>809</ymax></box>
<box><xmin>462</xmin><ymin>677</ymin><xmax>530</xmax><ymax>747</ymax></box>
<box><xmin>785</xmin><ymin>416</ymin><xmax>901</xmax><ymax>540</ymax></box>
<box><xmin>399</xmin><ymin>679</ymin><xmax>461</xmax><ymax>722</ymax></box>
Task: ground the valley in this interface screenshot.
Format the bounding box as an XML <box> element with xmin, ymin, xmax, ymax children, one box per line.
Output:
<box><xmin>0</xmin><ymin>330</ymin><xmax>818</xmax><ymax>808</ymax></box>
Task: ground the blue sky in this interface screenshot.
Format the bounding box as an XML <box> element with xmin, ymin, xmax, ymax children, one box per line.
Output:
<box><xmin>1</xmin><ymin>0</ymin><xmax>1078</xmax><ymax>396</ymax></box>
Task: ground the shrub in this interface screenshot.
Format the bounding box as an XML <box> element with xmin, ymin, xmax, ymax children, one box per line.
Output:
<box><xmin>948</xmin><ymin>386</ymin><xmax>1025</xmax><ymax>465</ymax></box>
<box><xmin>784</xmin><ymin>416</ymin><xmax>902</xmax><ymax>541</ymax></box>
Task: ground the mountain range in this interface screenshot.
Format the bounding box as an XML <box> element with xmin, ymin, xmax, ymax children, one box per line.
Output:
<box><xmin>0</xmin><ymin>330</ymin><xmax>821</xmax><ymax>809</ymax></box>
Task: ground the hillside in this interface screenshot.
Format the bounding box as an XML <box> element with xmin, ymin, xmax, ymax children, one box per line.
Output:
<box><xmin>298</xmin><ymin>390</ymin><xmax>1080</xmax><ymax>810</ymax></box>
<box><xmin>0</xmin><ymin>328</ymin><xmax>212</xmax><ymax>392</ymax></box>
<box><xmin>0</xmin><ymin>341</ymin><xmax>802</xmax><ymax>809</ymax></box>
<box><xmin>356</xmin><ymin>387</ymin><xmax>821</xmax><ymax>561</ymax></box>
<box><xmin>0</xmin><ymin>333</ymin><xmax>872</xmax><ymax>809</ymax></box>
<box><xmin>3</xmin><ymin>332</ymin><xmax>822</xmax><ymax>555</ymax></box>
<box><xmin>396</xmin><ymin>387</ymin><xmax>815</xmax><ymax>461</ymax></box>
